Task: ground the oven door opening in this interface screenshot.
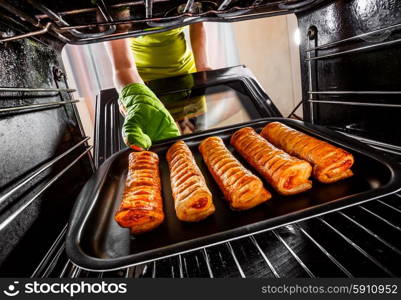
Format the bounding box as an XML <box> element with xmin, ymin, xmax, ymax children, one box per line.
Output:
<box><xmin>1</xmin><ymin>0</ymin><xmax>401</xmax><ymax>279</ymax></box>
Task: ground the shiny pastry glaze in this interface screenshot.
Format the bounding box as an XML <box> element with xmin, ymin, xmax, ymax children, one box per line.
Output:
<box><xmin>115</xmin><ymin>151</ymin><xmax>164</xmax><ymax>234</ymax></box>
<box><xmin>231</xmin><ymin>127</ymin><xmax>312</xmax><ymax>195</ymax></box>
<box><xmin>261</xmin><ymin>122</ymin><xmax>354</xmax><ymax>183</ymax></box>
<box><xmin>199</xmin><ymin>136</ymin><xmax>271</xmax><ymax>210</ymax></box>
<box><xmin>167</xmin><ymin>141</ymin><xmax>215</xmax><ymax>222</ymax></box>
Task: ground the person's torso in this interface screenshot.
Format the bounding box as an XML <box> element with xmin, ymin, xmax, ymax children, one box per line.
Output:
<box><xmin>130</xmin><ymin>27</ymin><xmax>196</xmax><ymax>81</ymax></box>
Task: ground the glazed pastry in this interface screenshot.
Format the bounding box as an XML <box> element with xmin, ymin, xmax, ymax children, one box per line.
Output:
<box><xmin>199</xmin><ymin>136</ymin><xmax>271</xmax><ymax>210</ymax></box>
<box><xmin>115</xmin><ymin>151</ymin><xmax>164</xmax><ymax>234</ymax></box>
<box><xmin>261</xmin><ymin>122</ymin><xmax>354</xmax><ymax>183</ymax></box>
<box><xmin>167</xmin><ymin>141</ymin><xmax>215</xmax><ymax>222</ymax></box>
<box><xmin>231</xmin><ymin>127</ymin><xmax>312</xmax><ymax>195</ymax></box>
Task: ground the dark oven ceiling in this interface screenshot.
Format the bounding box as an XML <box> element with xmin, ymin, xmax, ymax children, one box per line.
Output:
<box><xmin>0</xmin><ymin>0</ymin><xmax>329</xmax><ymax>44</ymax></box>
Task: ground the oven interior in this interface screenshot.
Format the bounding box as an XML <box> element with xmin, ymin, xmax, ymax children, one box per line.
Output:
<box><xmin>1</xmin><ymin>0</ymin><xmax>401</xmax><ymax>278</ymax></box>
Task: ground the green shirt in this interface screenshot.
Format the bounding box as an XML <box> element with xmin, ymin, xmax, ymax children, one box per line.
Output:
<box><xmin>131</xmin><ymin>27</ymin><xmax>196</xmax><ymax>82</ymax></box>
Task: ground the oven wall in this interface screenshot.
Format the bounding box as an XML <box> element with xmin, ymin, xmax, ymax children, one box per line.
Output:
<box><xmin>233</xmin><ymin>14</ymin><xmax>303</xmax><ymax>118</ymax></box>
<box><xmin>298</xmin><ymin>0</ymin><xmax>401</xmax><ymax>146</ymax></box>
<box><xmin>0</xmin><ymin>24</ymin><xmax>93</xmax><ymax>276</ymax></box>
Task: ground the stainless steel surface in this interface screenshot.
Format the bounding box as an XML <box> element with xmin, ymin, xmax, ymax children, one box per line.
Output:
<box><xmin>0</xmin><ymin>147</ymin><xmax>93</xmax><ymax>232</ymax></box>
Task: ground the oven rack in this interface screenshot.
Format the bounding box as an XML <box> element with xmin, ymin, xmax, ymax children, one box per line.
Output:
<box><xmin>34</xmin><ymin>192</ymin><xmax>401</xmax><ymax>278</ymax></box>
<box><xmin>0</xmin><ymin>143</ymin><xmax>93</xmax><ymax>232</ymax></box>
<box><xmin>305</xmin><ymin>21</ymin><xmax>401</xmax><ymax>61</ymax></box>
<box><xmin>0</xmin><ymin>0</ymin><xmax>324</xmax><ymax>44</ymax></box>
<box><xmin>0</xmin><ymin>84</ymin><xmax>95</xmax><ymax>236</ymax></box>
<box><xmin>31</xmin><ymin>134</ymin><xmax>401</xmax><ymax>278</ymax></box>
<box><xmin>0</xmin><ymin>87</ymin><xmax>76</xmax><ymax>93</ymax></box>
<box><xmin>0</xmin><ymin>100</ymin><xmax>80</xmax><ymax>114</ymax></box>
<box><xmin>305</xmin><ymin>21</ymin><xmax>401</xmax><ymax>125</ymax></box>
<box><xmin>337</xmin><ymin>132</ymin><xmax>401</xmax><ymax>157</ymax></box>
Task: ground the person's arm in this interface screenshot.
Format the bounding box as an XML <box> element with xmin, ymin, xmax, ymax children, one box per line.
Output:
<box><xmin>105</xmin><ymin>38</ymin><xmax>144</xmax><ymax>93</ymax></box>
<box><xmin>190</xmin><ymin>23</ymin><xmax>212</xmax><ymax>71</ymax></box>
<box><xmin>105</xmin><ymin>38</ymin><xmax>180</xmax><ymax>150</ymax></box>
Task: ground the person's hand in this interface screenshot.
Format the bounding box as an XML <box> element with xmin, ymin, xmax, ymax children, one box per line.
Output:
<box><xmin>119</xmin><ymin>83</ymin><xmax>181</xmax><ymax>150</ymax></box>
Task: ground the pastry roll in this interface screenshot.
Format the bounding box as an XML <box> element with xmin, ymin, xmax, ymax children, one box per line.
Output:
<box><xmin>167</xmin><ymin>141</ymin><xmax>215</xmax><ymax>222</ymax></box>
<box><xmin>115</xmin><ymin>151</ymin><xmax>164</xmax><ymax>234</ymax></box>
<box><xmin>199</xmin><ymin>136</ymin><xmax>271</xmax><ymax>210</ymax></box>
<box><xmin>261</xmin><ymin>122</ymin><xmax>354</xmax><ymax>183</ymax></box>
<box><xmin>231</xmin><ymin>127</ymin><xmax>312</xmax><ymax>195</ymax></box>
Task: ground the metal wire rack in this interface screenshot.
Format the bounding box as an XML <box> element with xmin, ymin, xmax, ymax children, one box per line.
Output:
<box><xmin>0</xmin><ymin>88</ymin><xmax>75</xmax><ymax>93</ymax></box>
<box><xmin>28</xmin><ymin>61</ymin><xmax>399</xmax><ymax>278</ymax></box>
<box><xmin>0</xmin><ymin>0</ymin><xmax>325</xmax><ymax>44</ymax></box>
<box><xmin>0</xmin><ymin>87</ymin><xmax>79</xmax><ymax>113</ymax></box>
<box><xmin>2</xmin><ymin>0</ymin><xmax>400</xmax><ymax>279</ymax></box>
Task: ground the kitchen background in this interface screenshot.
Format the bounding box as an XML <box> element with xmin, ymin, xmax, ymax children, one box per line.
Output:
<box><xmin>62</xmin><ymin>14</ymin><xmax>302</xmax><ymax>146</ymax></box>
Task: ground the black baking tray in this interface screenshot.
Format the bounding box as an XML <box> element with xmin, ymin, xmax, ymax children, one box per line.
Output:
<box><xmin>66</xmin><ymin>118</ymin><xmax>401</xmax><ymax>271</ymax></box>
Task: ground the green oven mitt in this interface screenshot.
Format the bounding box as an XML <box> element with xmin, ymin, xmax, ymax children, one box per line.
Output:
<box><xmin>119</xmin><ymin>83</ymin><xmax>181</xmax><ymax>150</ymax></box>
